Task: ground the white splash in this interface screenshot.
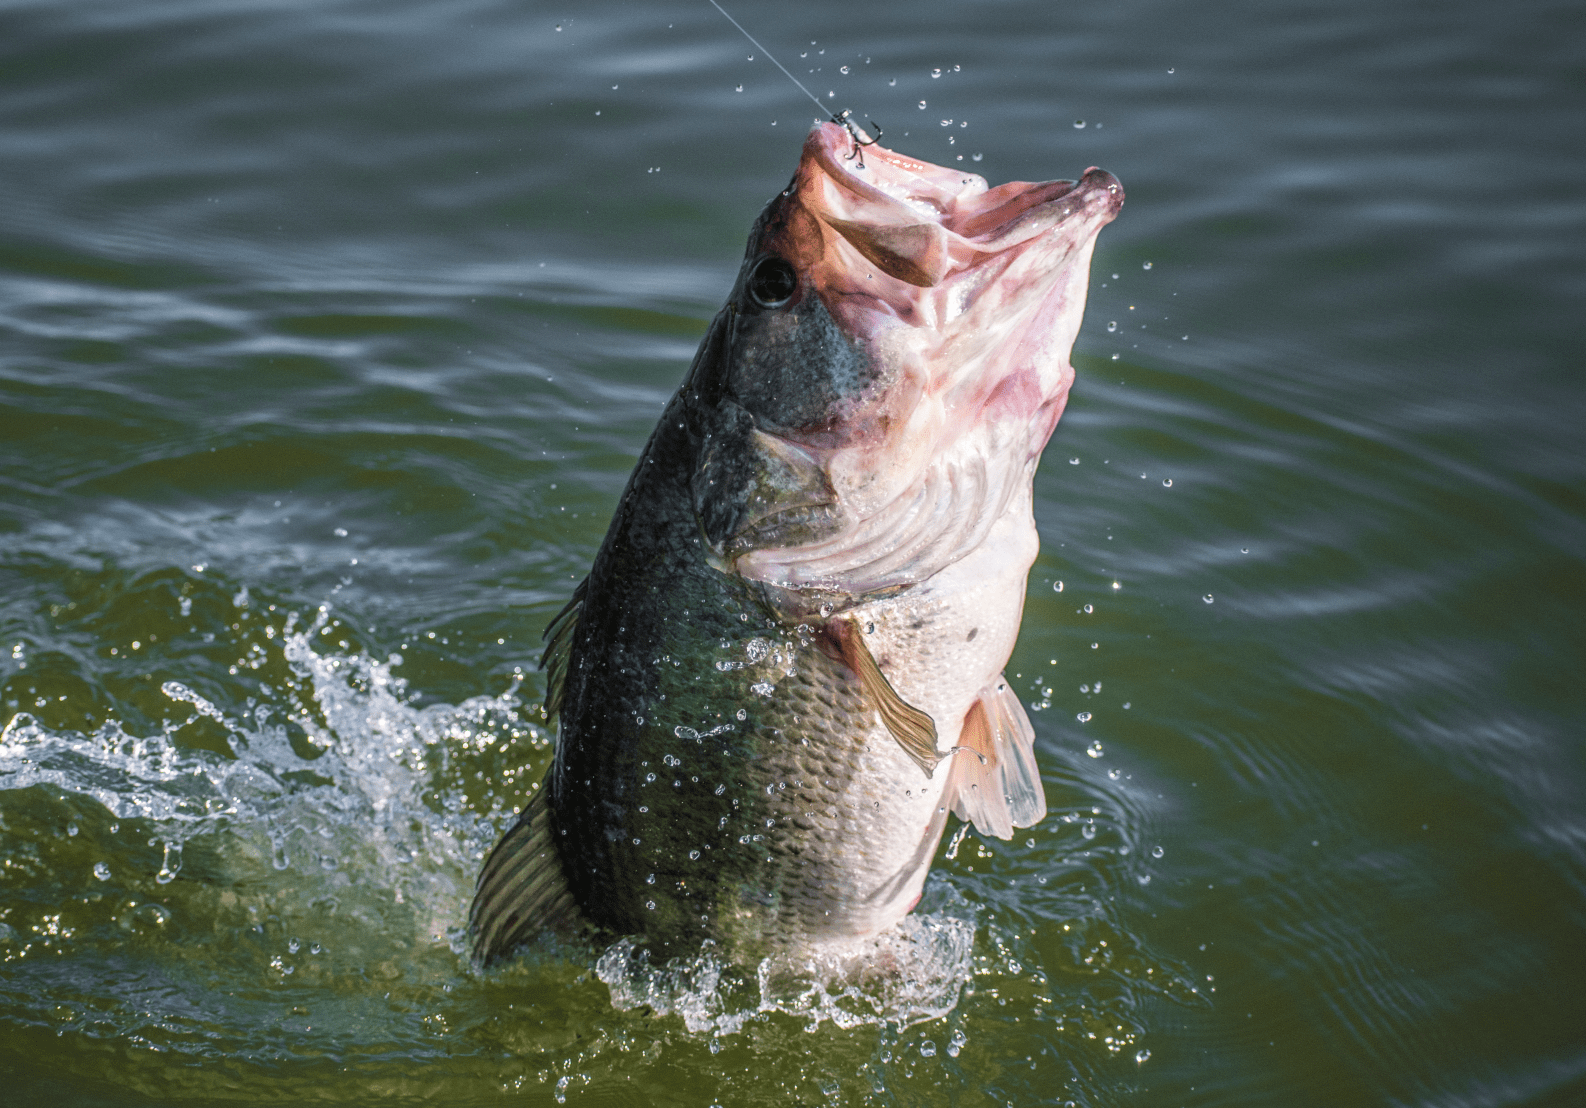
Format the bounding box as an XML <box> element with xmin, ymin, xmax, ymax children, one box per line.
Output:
<box><xmin>595</xmin><ymin>881</ymin><xmax>977</xmax><ymax>1034</ymax></box>
<box><xmin>0</xmin><ymin>608</ymin><xmax>517</xmax><ymax>946</ymax></box>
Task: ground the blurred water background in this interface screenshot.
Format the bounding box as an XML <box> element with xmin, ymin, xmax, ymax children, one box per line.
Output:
<box><xmin>2</xmin><ymin>0</ymin><xmax>1583</xmax><ymax>1104</ymax></box>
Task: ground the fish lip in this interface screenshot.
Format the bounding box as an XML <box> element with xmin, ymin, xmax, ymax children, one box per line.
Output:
<box><xmin>799</xmin><ymin>122</ymin><xmax>1123</xmax><ymax>280</ymax></box>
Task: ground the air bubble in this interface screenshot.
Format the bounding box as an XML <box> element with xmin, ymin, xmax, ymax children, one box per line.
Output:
<box><xmin>1107</xmin><ymin>321</ymin><xmax>1117</xmax><ymax>332</ymax></box>
<box><xmin>1142</xmin><ymin>261</ymin><xmax>1153</xmax><ymax>270</ymax></box>
<box><xmin>93</xmin><ymin>862</ymin><xmax>111</xmax><ymax>881</ymax></box>
<box><xmin>1053</xmin><ymin>581</ymin><xmax>1063</xmax><ymax>592</ymax></box>
<box><xmin>1086</xmin><ymin>740</ymin><xmax>1103</xmax><ymax>757</ymax></box>
<box><xmin>1151</xmin><ymin>845</ymin><xmax>1164</xmax><ymax>858</ymax></box>
<box><xmin>1203</xmin><ymin>594</ymin><xmax>1214</xmax><ymax>604</ymax></box>
<box><xmin>1073</xmin><ymin>120</ymin><xmax>1086</xmax><ymax>129</ymax></box>
<box><xmin>1083</xmin><ymin>604</ymin><xmax>1093</xmax><ymax>614</ymax></box>
<box><xmin>1082</xmin><ymin>822</ymin><xmax>1098</xmax><ymax>840</ymax></box>
<box><xmin>1077</xmin><ymin>711</ymin><xmax>1092</xmax><ymax>723</ymax></box>
<box><xmin>1162</xmin><ymin>478</ymin><xmax>1173</xmax><ymax>487</ymax></box>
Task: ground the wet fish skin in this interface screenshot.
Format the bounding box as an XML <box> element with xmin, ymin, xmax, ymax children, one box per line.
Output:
<box><xmin>472</xmin><ymin>123</ymin><xmax>1122</xmax><ymax>963</ymax></box>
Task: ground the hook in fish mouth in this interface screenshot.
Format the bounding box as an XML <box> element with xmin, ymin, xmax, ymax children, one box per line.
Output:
<box><xmin>831</xmin><ymin>108</ymin><xmax>882</xmax><ymax>167</ymax></box>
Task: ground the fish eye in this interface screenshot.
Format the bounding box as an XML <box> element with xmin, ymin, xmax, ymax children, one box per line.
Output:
<box><xmin>746</xmin><ymin>256</ymin><xmax>797</xmax><ymax>308</ymax></box>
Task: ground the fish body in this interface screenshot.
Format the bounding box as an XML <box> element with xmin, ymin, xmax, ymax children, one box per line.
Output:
<box><xmin>472</xmin><ymin>123</ymin><xmax>1121</xmax><ymax>962</ymax></box>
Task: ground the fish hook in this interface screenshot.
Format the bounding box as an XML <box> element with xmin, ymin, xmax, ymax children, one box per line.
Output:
<box><xmin>832</xmin><ymin>108</ymin><xmax>882</xmax><ymax>168</ymax></box>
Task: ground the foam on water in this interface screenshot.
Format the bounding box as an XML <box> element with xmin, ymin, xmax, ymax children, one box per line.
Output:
<box><xmin>595</xmin><ymin>879</ymin><xmax>978</xmax><ymax>1034</ymax></box>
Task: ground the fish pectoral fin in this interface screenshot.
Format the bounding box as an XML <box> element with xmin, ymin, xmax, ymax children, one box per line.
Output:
<box><xmin>541</xmin><ymin>578</ymin><xmax>586</xmax><ymax>724</ymax></box>
<box><xmin>832</xmin><ymin>617</ymin><xmax>941</xmax><ymax>778</ymax></box>
<box><xmin>945</xmin><ymin>678</ymin><xmax>1048</xmax><ymax>840</ymax></box>
<box><xmin>469</xmin><ymin>784</ymin><xmax>582</xmax><ymax>966</ymax></box>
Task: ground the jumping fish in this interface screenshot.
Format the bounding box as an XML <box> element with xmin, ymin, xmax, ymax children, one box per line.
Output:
<box><xmin>471</xmin><ymin>122</ymin><xmax>1122</xmax><ymax>963</ymax></box>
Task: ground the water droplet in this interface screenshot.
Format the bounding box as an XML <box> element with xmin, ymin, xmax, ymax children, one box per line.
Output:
<box><xmin>1241</xmin><ymin>547</ymin><xmax>1249</xmax><ymax>554</ymax></box>
<box><xmin>689</xmin><ymin>850</ymin><xmax>701</xmax><ymax>860</ymax></box>
<box><xmin>92</xmin><ymin>862</ymin><xmax>111</xmax><ymax>881</ymax></box>
<box><xmin>1142</xmin><ymin>261</ymin><xmax>1153</xmax><ymax>270</ymax></box>
<box><xmin>1203</xmin><ymin>594</ymin><xmax>1214</xmax><ymax>604</ymax></box>
<box><xmin>840</xmin><ymin>65</ymin><xmax>849</xmax><ymax>74</ymax></box>
<box><xmin>1152</xmin><ymin>845</ymin><xmax>1165</xmax><ymax>858</ymax></box>
<box><xmin>1083</xmin><ymin>603</ymin><xmax>1093</xmax><ymax>614</ymax></box>
<box><xmin>1080</xmin><ymin>684</ymin><xmax>1089</xmax><ymax>693</ymax></box>
<box><xmin>646</xmin><ymin>873</ymin><xmax>656</xmax><ymax>884</ymax></box>
<box><xmin>735</xmin><ymin>84</ymin><xmax>743</xmax><ymax>92</ymax></box>
<box><xmin>1069</xmin><ymin>456</ymin><xmax>1080</xmax><ymax>465</ymax></box>
<box><xmin>1073</xmin><ymin>120</ymin><xmax>1086</xmax><ymax>129</ymax></box>
<box><xmin>932</xmin><ymin>68</ymin><xmax>942</xmax><ymax>78</ymax></box>
<box><xmin>67</xmin><ymin>822</ymin><xmax>79</xmax><ymax>837</ymax></box>
<box><xmin>1107</xmin><ymin>320</ymin><xmax>1117</xmax><ymax>332</ymax></box>
<box><xmin>1162</xmin><ymin>477</ymin><xmax>1173</xmax><ymax>487</ymax></box>
<box><xmin>972</xmin><ymin>153</ymin><xmax>983</xmax><ymax>161</ymax></box>
<box><xmin>1053</xmin><ymin>581</ymin><xmax>1064</xmax><ymax>592</ymax></box>
<box><xmin>155</xmin><ymin>841</ymin><xmax>183</xmax><ymax>885</ymax></box>
<box><xmin>920</xmin><ymin>1040</ymin><xmax>937</xmax><ymax>1057</ymax></box>
<box><xmin>1077</xmin><ymin>711</ymin><xmax>1092</xmax><ymax>723</ymax></box>
<box><xmin>1123</xmin><ymin>701</ymin><xmax>1131</xmax><ymax>709</ymax></box>
<box><xmin>1082</xmin><ymin>821</ymin><xmax>1098</xmax><ymax>839</ymax></box>
<box><xmin>918</xmin><ymin>100</ymin><xmax>927</xmax><ymax>109</ymax></box>
<box><xmin>646</xmin><ymin>900</ymin><xmax>657</xmax><ymax>910</ymax></box>
<box><xmin>819</xmin><ymin>602</ymin><xmax>834</xmax><ymax>617</ymax></box>
<box><xmin>736</xmin><ymin>708</ymin><xmax>747</xmax><ymax>720</ymax></box>
<box><xmin>1086</xmin><ymin>740</ymin><xmax>1104</xmax><ymax>757</ymax></box>
<box><xmin>1136</xmin><ymin>1049</ymin><xmax>1151</xmax><ymax>1064</ymax></box>
<box><xmin>940</xmin><ymin>118</ymin><xmax>952</xmax><ymax>126</ymax></box>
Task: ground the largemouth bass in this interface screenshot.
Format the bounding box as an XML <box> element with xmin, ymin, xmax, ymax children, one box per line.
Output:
<box><xmin>472</xmin><ymin>122</ymin><xmax>1121</xmax><ymax>963</ymax></box>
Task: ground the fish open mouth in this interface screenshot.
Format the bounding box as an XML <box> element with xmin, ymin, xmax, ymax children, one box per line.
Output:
<box><xmin>794</xmin><ymin>121</ymin><xmax>1123</xmax><ymax>296</ymax></box>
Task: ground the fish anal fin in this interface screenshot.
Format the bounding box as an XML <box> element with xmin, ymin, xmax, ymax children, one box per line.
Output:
<box><xmin>946</xmin><ymin>678</ymin><xmax>1047</xmax><ymax>840</ymax></box>
<box><xmin>831</xmin><ymin>617</ymin><xmax>941</xmax><ymax>778</ymax></box>
<box><xmin>469</xmin><ymin>784</ymin><xmax>582</xmax><ymax>966</ymax></box>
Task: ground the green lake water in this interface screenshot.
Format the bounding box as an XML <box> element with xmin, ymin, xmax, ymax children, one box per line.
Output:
<box><xmin>2</xmin><ymin>1</ymin><xmax>1583</xmax><ymax>1104</ymax></box>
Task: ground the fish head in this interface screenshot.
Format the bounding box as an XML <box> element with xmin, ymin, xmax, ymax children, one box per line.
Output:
<box><xmin>690</xmin><ymin>121</ymin><xmax>1122</xmax><ymax>600</ymax></box>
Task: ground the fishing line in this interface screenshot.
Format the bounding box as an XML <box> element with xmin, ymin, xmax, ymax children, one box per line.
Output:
<box><xmin>705</xmin><ymin>0</ymin><xmax>828</xmax><ymax>117</ymax></box>
<box><xmin>704</xmin><ymin>0</ymin><xmax>881</xmax><ymax>162</ymax></box>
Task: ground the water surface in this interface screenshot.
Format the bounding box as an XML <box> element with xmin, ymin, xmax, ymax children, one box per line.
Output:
<box><xmin>2</xmin><ymin>0</ymin><xmax>1584</xmax><ymax>1104</ymax></box>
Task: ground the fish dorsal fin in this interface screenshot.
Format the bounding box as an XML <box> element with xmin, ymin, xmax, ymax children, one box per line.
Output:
<box><xmin>830</xmin><ymin>617</ymin><xmax>942</xmax><ymax>777</ymax></box>
<box><xmin>541</xmin><ymin>578</ymin><xmax>587</xmax><ymax>724</ymax></box>
<box><xmin>469</xmin><ymin>783</ymin><xmax>581</xmax><ymax>965</ymax></box>
<box><xmin>945</xmin><ymin>678</ymin><xmax>1047</xmax><ymax>840</ymax></box>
